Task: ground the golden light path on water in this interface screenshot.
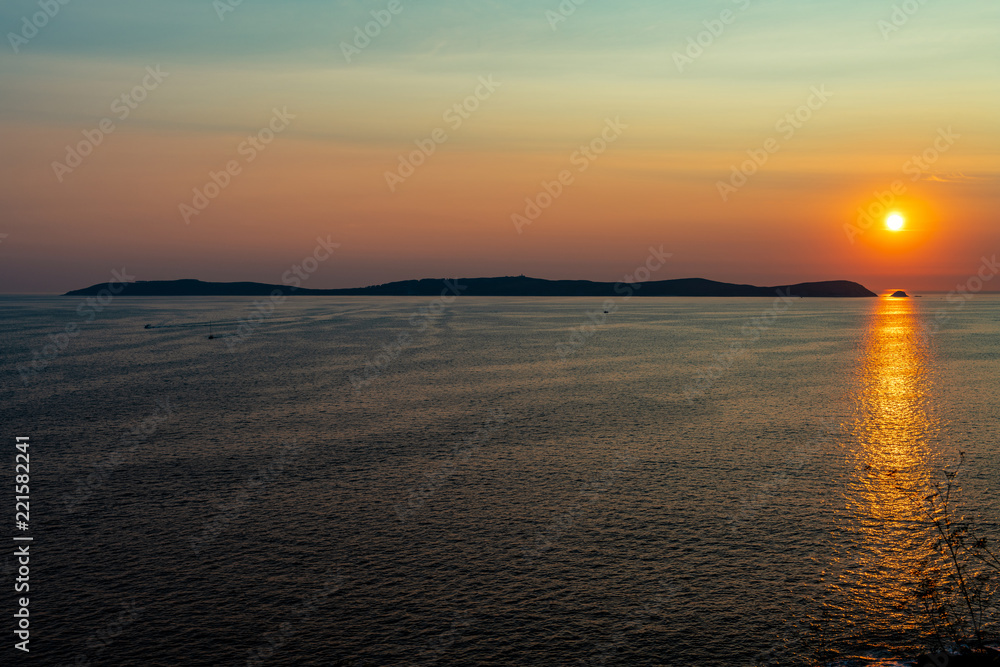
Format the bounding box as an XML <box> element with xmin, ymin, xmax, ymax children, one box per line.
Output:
<box><xmin>828</xmin><ymin>296</ymin><xmax>945</xmax><ymax>656</ymax></box>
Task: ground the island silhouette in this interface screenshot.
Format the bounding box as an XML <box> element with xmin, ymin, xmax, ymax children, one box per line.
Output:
<box><xmin>65</xmin><ymin>276</ymin><xmax>878</xmax><ymax>298</ymax></box>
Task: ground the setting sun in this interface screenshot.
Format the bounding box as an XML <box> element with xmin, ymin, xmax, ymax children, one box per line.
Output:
<box><xmin>887</xmin><ymin>213</ymin><xmax>905</xmax><ymax>232</ymax></box>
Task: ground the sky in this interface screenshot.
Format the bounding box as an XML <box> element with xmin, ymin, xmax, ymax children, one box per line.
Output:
<box><xmin>0</xmin><ymin>0</ymin><xmax>997</xmax><ymax>293</ymax></box>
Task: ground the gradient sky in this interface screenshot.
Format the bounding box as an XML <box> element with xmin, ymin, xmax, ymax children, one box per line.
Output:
<box><xmin>1</xmin><ymin>0</ymin><xmax>997</xmax><ymax>293</ymax></box>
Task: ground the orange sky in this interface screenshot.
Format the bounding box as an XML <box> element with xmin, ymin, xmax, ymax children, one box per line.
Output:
<box><xmin>0</xmin><ymin>2</ymin><xmax>997</xmax><ymax>293</ymax></box>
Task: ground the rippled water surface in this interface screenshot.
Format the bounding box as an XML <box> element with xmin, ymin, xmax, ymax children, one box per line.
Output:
<box><xmin>2</xmin><ymin>295</ymin><xmax>999</xmax><ymax>666</ymax></box>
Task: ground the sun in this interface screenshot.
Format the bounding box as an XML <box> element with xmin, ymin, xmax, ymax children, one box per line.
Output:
<box><xmin>886</xmin><ymin>213</ymin><xmax>905</xmax><ymax>232</ymax></box>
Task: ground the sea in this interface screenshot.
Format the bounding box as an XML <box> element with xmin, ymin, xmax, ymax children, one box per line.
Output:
<box><xmin>1</xmin><ymin>293</ymin><xmax>998</xmax><ymax>666</ymax></box>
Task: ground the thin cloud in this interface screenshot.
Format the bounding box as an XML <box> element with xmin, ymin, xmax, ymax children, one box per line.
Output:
<box><xmin>923</xmin><ymin>172</ymin><xmax>997</xmax><ymax>183</ymax></box>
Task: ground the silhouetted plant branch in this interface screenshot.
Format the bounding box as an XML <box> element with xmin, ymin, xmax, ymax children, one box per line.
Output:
<box><xmin>903</xmin><ymin>453</ymin><xmax>1000</xmax><ymax>656</ymax></box>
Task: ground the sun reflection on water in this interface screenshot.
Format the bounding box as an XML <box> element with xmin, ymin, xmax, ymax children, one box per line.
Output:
<box><xmin>829</xmin><ymin>296</ymin><xmax>944</xmax><ymax>655</ymax></box>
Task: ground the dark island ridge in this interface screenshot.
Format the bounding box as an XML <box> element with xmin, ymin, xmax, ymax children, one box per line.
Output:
<box><xmin>65</xmin><ymin>276</ymin><xmax>879</xmax><ymax>298</ymax></box>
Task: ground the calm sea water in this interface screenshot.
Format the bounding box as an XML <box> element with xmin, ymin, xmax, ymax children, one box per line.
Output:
<box><xmin>2</xmin><ymin>294</ymin><xmax>998</xmax><ymax>666</ymax></box>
